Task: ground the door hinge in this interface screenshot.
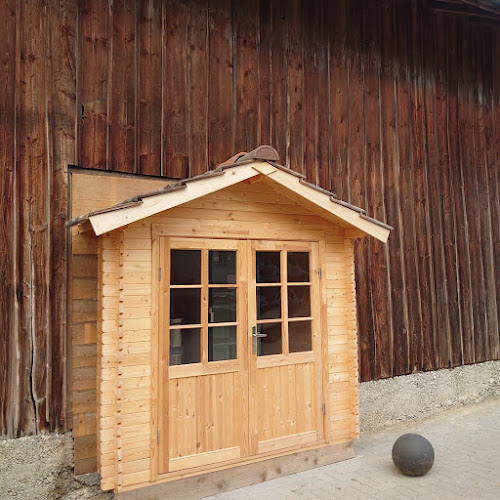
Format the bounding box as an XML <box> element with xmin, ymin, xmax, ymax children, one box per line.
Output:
<box><xmin>157</xmin><ymin>429</ymin><xmax>161</xmax><ymax>444</ymax></box>
<box><xmin>318</xmin><ymin>267</ymin><xmax>322</xmax><ymax>279</ymax></box>
<box><xmin>322</xmin><ymin>402</ymin><xmax>326</xmax><ymax>415</ymax></box>
<box><xmin>159</xmin><ymin>267</ymin><xmax>162</xmax><ymax>281</ymax></box>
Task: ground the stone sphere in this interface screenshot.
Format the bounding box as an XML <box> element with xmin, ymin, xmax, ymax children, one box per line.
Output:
<box><xmin>392</xmin><ymin>433</ymin><xmax>435</xmax><ymax>477</ymax></box>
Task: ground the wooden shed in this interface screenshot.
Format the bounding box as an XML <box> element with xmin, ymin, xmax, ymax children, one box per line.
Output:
<box><xmin>70</xmin><ymin>149</ymin><xmax>391</xmax><ymax>496</ymax></box>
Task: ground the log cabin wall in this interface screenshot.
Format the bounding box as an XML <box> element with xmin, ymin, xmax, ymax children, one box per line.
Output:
<box><xmin>1</xmin><ymin>0</ymin><xmax>499</xmax><ymax>439</ymax></box>
<box><xmin>70</xmin><ymin>171</ymin><xmax>169</xmax><ymax>473</ymax></box>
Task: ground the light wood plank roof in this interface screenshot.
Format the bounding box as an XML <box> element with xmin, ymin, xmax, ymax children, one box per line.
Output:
<box><xmin>68</xmin><ymin>160</ymin><xmax>392</xmax><ymax>242</ymax></box>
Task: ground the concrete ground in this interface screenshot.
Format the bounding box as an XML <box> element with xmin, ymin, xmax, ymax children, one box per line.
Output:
<box><xmin>207</xmin><ymin>398</ymin><xmax>500</xmax><ymax>500</ymax></box>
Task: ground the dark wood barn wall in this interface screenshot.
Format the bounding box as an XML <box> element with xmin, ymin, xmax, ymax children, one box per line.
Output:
<box><xmin>1</xmin><ymin>0</ymin><xmax>499</xmax><ymax>437</ymax></box>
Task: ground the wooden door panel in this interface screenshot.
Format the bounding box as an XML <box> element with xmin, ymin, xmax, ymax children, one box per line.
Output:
<box><xmin>250</xmin><ymin>241</ymin><xmax>324</xmax><ymax>456</ymax></box>
<box><xmin>168</xmin><ymin>372</ymin><xmax>245</xmax><ymax>467</ymax></box>
<box><xmin>255</xmin><ymin>362</ymin><xmax>317</xmax><ymax>449</ymax></box>
<box><xmin>160</xmin><ymin>237</ymin><xmax>249</xmax><ymax>474</ymax></box>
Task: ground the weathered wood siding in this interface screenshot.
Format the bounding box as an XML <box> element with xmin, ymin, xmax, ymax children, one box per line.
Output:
<box><xmin>1</xmin><ymin>0</ymin><xmax>77</xmax><ymax>437</ymax></box>
<box><xmin>1</xmin><ymin>0</ymin><xmax>499</xmax><ymax>437</ymax></box>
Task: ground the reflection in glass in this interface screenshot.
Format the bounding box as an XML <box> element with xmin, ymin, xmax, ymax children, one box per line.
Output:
<box><xmin>170</xmin><ymin>288</ymin><xmax>201</xmax><ymax>325</ymax></box>
<box><xmin>256</xmin><ymin>251</ymin><xmax>280</xmax><ymax>283</ymax></box>
<box><xmin>209</xmin><ymin>326</ymin><xmax>237</xmax><ymax>361</ymax></box>
<box><xmin>169</xmin><ymin>328</ymin><xmax>201</xmax><ymax>365</ymax></box>
<box><xmin>257</xmin><ymin>322</ymin><xmax>282</xmax><ymax>356</ymax></box>
<box><xmin>209</xmin><ymin>250</ymin><xmax>236</xmax><ymax>284</ymax></box>
<box><xmin>289</xmin><ymin>321</ymin><xmax>312</xmax><ymax>352</ymax></box>
<box><xmin>209</xmin><ymin>288</ymin><xmax>236</xmax><ymax>323</ymax></box>
<box><xmin>287</xmin><ymin>252</ymin><xmax>310</xmax><ymax>282</ymax></box>
<box><xmin>170</xmin><ymin>250</ymin><xmax>201</xmax><ymax>285</ymax></box>
<box><xmin>288</xmin><ymin>285</ymin><xmax>311</xmax><ymax>318</ymax></box>
<box><xmin>257</xmin><ymin>286</ymin><xmax>281</xmax><ymax>320</ymax></box>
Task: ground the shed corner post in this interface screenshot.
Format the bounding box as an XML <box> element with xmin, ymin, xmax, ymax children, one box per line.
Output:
<box><xmin>344</xmin><ymin>238</ymin><xmax>360</xmax><ymax>440</ymax></box>
<box><xmin>97</xmin><ymin>231</ymin><xmax>122</xmax><ymax>492</ymax></box>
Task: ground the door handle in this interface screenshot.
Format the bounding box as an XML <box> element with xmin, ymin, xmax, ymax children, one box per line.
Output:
<box><xmin>252</xmin><ymin>326</ymin><xmax>267</xmax><ymax>354</ymax></box>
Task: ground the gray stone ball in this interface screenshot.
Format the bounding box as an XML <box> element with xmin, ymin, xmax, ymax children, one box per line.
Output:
<box><xmin>392</xmin><ymin>433</ymin><xmax>435</xmax><ymax>477</ymax></box>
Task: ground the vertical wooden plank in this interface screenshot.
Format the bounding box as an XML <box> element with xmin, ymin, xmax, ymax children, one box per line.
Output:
<box><xmin>295</xmin><ymin>362</ymin><xmax>305</xmax><ymax>434</ymax></box>
<box><xmin>395</xmin><ymin>0</ymin><xmax>419</xmax><ymax>374</ymax></box>
<box><xmin>474</xmin><ymin>28</ymin><xmax>498</xmax><ymax>362</ymax></box>
<box><xmin>110</xmin><ymin>0</ymin><xmax>137</xmax><ymax>172</ymax></box>
<box><xmin>269</xmin><ymin>0</ymin><xmax>287</xmax><ymax>163</ymax></box>
<box><xmin>315</xmin><ymin>0</ymin><xmax>329</xmax><ymax>189</ymax></box>
<box><xmin>164</xmin><ymin>0</ymin><xmax>189</xmax><ymax>177</ymax></box>
<box><xmin>445</xmin><ymin>16</ymin><xmax>466</xmax><ymax>367</ymax></box>
<box><xmin>47</xmin><ymin>0</ymin><xmax>77</xmax><ymax>430</ymax></box>
<box><xmin>490</xmin><ymin>28</ymin><xmax>500</xmax><ymax>359</ymax></box>
<box><xmin>465</xmin><ymin>24</ymin><xmax>488</xmax><ymax>363</ymax></box>
<box><xmin>286</xmin><ymin>0</ymin><xmax>303</xmax><ymax>172</ymax></box>
<box><xmin>346</xmin><ymin>0</ymin><xmax>363</xmax><ymax>208</ymax></box>
<box><xmin>328</xmin><ymin>0</ymin><xmax>348</xmax><ymax>197</ymax></box>
<box><xmin>0</xmin><ymin>0</ymin><xmax>18</xmax><ymax>437</ymax></box>
<box><xmin>168</xmin><ymin>379</ymin><xmax>178</xmax><ymax>459</ymax></box>
<box><xmin>434</xmin><ymin>12</ymin><xmax>456</xmax><ymax>368</ymax></box>
<box><xmin>196</xmin><ymin>375</ymin><xmax>207</xmax><ymax>453</ymax></box>
<box><xmin>80</xmin><ymin>0</ymin><xmax>110</xmax><ymax>169</ymax></box>
<box><xmin>207</xmin><ymin>0</ymin><xmax>232</xmax><ymax>169</ymax></box>
<box><xmin>410</xmin><ymin>0</ymin><xmax>435</xmax><ymax>372</ymax></box>
<box><xmin>159</xmin><ymin>236</ymin><xmax>169</xmax><ymax>474</ymax></box>
<box><xmin>481</xmin><ymin>28</ymin><xmax>500</xmax><ymax>360</ymax></box>
<box><xmin>206</xmin><ymin>374</ymin><xmax>214</xmax><ymax>452</ymax></box>
<box><xmin>457</xmin><ymin>20</ymin><xmax>476</xmax><ymax>365</ymax></box>
<box><xmin>302</xmin><ymin>0</ymin><xmax>328</xmax><ymax>184</ymax></box>
<box><xmin>318</xmin><ymin>240</ymin><xmax>329</xmax><ymax>439</ymax></box>
<box><xmin>257</xmin><ymin>0</ymin><xmax>271</xmax><ymax>147</ymax></box>
<box><xmin>19</xmin><ymin>0</ymin><xmax>51</xmax><ymax>431</ymax></box>
<box><xmin>348</xmin><ymin>0</ymin><xmax>373</xmax><ymax>382</ymax></box>
<box><xmin>237</xmin><ymin>239</ymin><xmax>249</xmax><ymax>457</ymax></box>
<box><xmin>225</xmin><ymin>373</ymin><xmax>234</xmax><ymax>448</ymax></box>
<box><xmin>233</xmin><ymin>0</ymin><xmax>259</xmax><ymax>153</ymax></box>
<box><xmin>288</xmin><ymin>364</ymin><xmax>296</xmax><ymax>436</ymax></box>
<box><xmin>150</xmin><ymin>234</ymin><xmax>159</xmax><ymax>480</ymax></box>
<box><xmin>186</xmin><ymin>0</ymin><xmax>208</xmax><ymax>176</ymax></box>
<box><xmin>137</xmin><ymin>0</ymin><xmax>162</xmax><ymax>176</ymax></box>
<box><xmin>379</xmin><ymin>0</ymin><xmax>401</xmax><ymax>378</ymax></box>
<box><xmin>188</xmin><ymin>376</ymin><xmax>197</xmax><ymax>455</ymax></box>
<box><xmin>423</xmin><ymin>10</ymin><xmax>445</xmax><ymax>369</ymax></box>
<box><xmin>362</xmin><ymin>0</ymin><xmax>389</xmax><ymax>380</ymax></box>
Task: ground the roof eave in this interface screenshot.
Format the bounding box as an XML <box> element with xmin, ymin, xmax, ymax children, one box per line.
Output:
<box><xmin>77</xmin><ymin>160</ymin><xmax>391</xmax><ymax>243</ymax></box>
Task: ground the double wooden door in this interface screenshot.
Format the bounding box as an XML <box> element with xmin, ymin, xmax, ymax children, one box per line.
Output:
<box><xmin>159</xmin><ymin>238</ymin><xmax>323</xmax><ymax>474</ymax></box>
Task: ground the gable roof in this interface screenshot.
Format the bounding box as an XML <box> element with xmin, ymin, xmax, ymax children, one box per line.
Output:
<box><xmin>68</xmin><ymin>160</ymin><xmax>392</xmax><ymax>242</ymax></box>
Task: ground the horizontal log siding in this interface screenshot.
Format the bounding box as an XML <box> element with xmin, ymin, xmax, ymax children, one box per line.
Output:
<box><xmin>1</xmin><ymin>0</ymin><xmax>499</xmax><ymax>436</ymax></box>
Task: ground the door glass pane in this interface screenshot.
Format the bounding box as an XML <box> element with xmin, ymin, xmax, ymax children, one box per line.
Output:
<box><xmin>287</xmin><ymin>252</ymin><xmax>310</xmax><ymax>282</ymax></box>
<box><xmin>209</xmin><ymin>250</ymin><xmax>236</xmax><ymax>284</ymax></box>
<box><xmin>170</xmin><ymin>288</ymin><xmax>201</xmax><ymax>325</ymax></box>
<box><xmin>257</xmin><ymin>286</ymin><xmax>281</xmax><ymax>320</ymax></box>
<box><xmin>209</xmin><ymin>288</ymin><xmax>236</xmax><ymax>323</ymax></box>
<box><xmin>170</xmin><ymin>249</ymin><xmax>201</xmax><ymax>285</ymax></box>
<box><xmin>209</xmin><ymin>326</ymin><xmax>237</xmax><ymax>361</ymax></box>
<box><xmin>169</xmin><ymin>328</ymin><xmax>201</xmax><ymax>365</ymax></box>
<box><xmin>257</xmin><ymin>322</ymin><xmax>282</xmax><ymax>356</ymax></box>
<box><xmin>287</xmin><ymin>285</ymin><xmax>311</xmax><ymax>318</ymax></box>
<box><xmin>256</xmin><ymin>251</ymin><xmax>280</xmax><ymax>283</ymax></box>
<box><xmin>289</xmin><ymin>321</ymin><xmax>312</xmax><ymax>352</ymax></box>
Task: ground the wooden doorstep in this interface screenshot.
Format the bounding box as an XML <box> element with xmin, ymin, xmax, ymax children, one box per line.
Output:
<box><xmin>115</xmin><ymin>441</ymin><xmax>354</xmax><ymax>500</ymax></box>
